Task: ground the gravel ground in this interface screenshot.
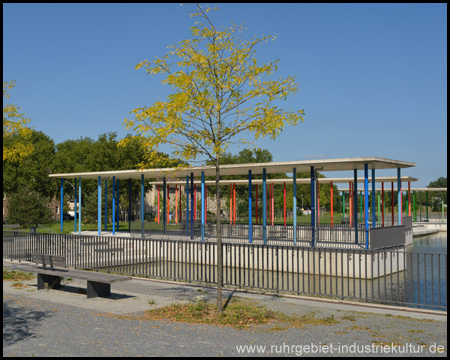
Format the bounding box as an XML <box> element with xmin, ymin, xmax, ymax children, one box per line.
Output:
<box><xmin>3</xmin><ymin>263</ymin><xmax>447</xmax><ymax>357</ymax></box>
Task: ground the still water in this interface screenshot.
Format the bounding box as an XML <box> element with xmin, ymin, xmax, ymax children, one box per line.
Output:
<box><xmin>404</xmin><ymin>232</ymin><xmax>447</xmax><ymax>310</ymax></box>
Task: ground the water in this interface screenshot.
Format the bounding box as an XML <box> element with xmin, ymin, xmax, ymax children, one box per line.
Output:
<box><xmin>404</xmin><ymin>232</ymin><xmax>447</xmax><ymax>310</ymax></box>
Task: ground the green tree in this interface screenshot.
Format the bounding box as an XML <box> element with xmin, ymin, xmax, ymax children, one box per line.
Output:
<box><xmin>120</xmin><ymin>4</ymin><xmax>305</xmax><ymax>314</ymax></box>
<box><xmin>3</xmin><ymin>130</ymin><xmax>56</xmax><ymax>198</ymax></box>
<box><xmin>7</xmin><ymin>188</ymin><xmax>53</xmax><ymax>227</ymax></box>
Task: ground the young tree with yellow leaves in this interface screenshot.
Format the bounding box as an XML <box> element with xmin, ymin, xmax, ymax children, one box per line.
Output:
<box><xmin>3</xmin><ymin>80</ymin><xmax>34</xmax><ymax>162</ymax></box>
<box><xmin>119</xmin><ymin>4</ymin><xmax>305</xmax><ymax>313</ymax></box>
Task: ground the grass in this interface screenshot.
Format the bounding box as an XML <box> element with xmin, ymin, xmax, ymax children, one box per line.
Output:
<box><xmin>3</xmin><ymin>268</ymin><xmax>34</xmax><ymax>281</ymax></box>
<box><xmin>142</xmin><ymin>297</ymin><xmax>339</xmax><ymax>330</ymax></box>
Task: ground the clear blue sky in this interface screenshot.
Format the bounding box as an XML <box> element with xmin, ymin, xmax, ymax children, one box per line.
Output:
<box><xmin>3</xmin><ymin>3</ymin><xmax>447</xmax><ymax>187</ymax></box>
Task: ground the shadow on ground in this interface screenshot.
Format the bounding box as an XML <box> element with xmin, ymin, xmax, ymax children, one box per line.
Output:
<box><xmin>3</xmin><ymin>297</ymin><xmax>55</xmax><ymax>346</ymax></box>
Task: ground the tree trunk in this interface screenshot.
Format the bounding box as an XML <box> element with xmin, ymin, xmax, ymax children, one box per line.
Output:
<box><xmin>215</xmin><ymin>161</ymin><xmax>223</xmax><ymax>314</ymax></box>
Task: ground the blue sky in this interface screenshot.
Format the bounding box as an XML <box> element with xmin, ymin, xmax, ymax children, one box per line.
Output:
<box><xmin>3</xmin><ymin>3</ymin><xmax>447</xmax><ymax>187</ymax></box>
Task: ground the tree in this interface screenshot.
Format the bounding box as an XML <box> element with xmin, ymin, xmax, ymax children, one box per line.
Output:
<box><xmin>120</xmin><ymin>4</ymin><xmax>304</xmax><ymax>314</ymax></box>
<box><xmin>3</xmin><ymin>81</ymin><xmax>34</xmax><ymax>162</ymax></box>
<box><xmin>7</xmin><ymin>188</ymin><xmax>53</xmax><ymax>228</ymax></box>
<box><xmin>3</xmin><ymin>130</ymin><xmax>56</xmax><ymax>198</ymax></box>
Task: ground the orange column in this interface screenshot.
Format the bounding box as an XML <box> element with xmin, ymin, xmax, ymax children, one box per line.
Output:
<box><xmin>233</xmin><ymin>183</ymin><xmax>236</xmax><ymax>226</ymax></box>
<box><xmin>230</xmin><ymin>184</ymin><xmax>232</xmax><ymax>226</ymax></box>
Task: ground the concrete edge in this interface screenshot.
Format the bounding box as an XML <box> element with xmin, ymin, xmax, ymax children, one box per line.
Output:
<box><xmin>128</xmin><ymin>275</ymin><xmax>447</xmax><ymax>319</ymax></box>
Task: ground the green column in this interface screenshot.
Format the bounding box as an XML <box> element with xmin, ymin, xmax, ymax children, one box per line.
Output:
<box><xmin>426</xmin><ymin>191</ymin><xmax>429</xmax><ymax>222</ymax></box>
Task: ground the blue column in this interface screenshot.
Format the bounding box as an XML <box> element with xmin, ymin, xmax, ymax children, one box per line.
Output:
<box><xmin>104</xmin><ymin>180</ymin><xmax>107</xmax><ymax>231</ymax></box>
<box><xmin>98</xmin><ymin>176</ymin><xmax>102</xmax><ymax>235</ymax></box>
<box><xmin>141</xmin><ymin>174</ymin><xmax>145</xmax><ymax>238</ymax></box>
<box><xmin>112</xmin><ymin>176</ymin><xmax>116</xmax><ymax>235</ymax></box>
<box><xmin>74</xmin><ymin>178</ymin><xmax>77</xmax><ymax>233</ymax></box>
<box><xmin>397</xmin><ymin>168</ymin><xmax>402</xmax><ymax>225</ymax></box>
<box><xmin>372</xmin><ymin>169</ymin><xmax>376</xmax><ymax>228</ymax></box>
<box><xmin>293</xmin><ymin>168</ymin><xmax>297</xmax><ymax>245</ymax></box>
<box><xmin>186</xmin><ymin>176</ymin><xmax>189</xmax><ymax>236</ymax></box>
<box><xmin>78</xmin><ymin>177</ymin><xmax>82</xmax><ymax>234</ymax></box>
<box><xmin>116</xmin><ymin>179</ymin><xmax>120</xmax><ymax>232</ymax></box>
<box><xmin>60</xmin><ymin>179</ymin><xmax>64</xmax><ymax>232</ymax></box>
<box><xmin>248</xmin><ymin>170</ymin><xmax>252</xmax><ymax>244</ymax></box>
<box><xmin>201</xmin><ymin>171</ymin><xmax>205</xmax><ymax>243</ymax></box>
<box><xmin>190</xmin><ymin>173</ymin><xmax>194</xmax><ymax>240</ymax></box>
<box><xmin>163</xmin><ymin>177</ymin><xmax>167</xmax><ymax>234</ymax></box>
<box><xmin>311</xmin><ymin>166</ymin><xmax>315</xmax><ymax>247</ymax></box>
<box><xmin>263</xmin><ymin>168</ymin><xmax>267</xmax><ymax>245</ymax></box>
<box><xmin>364</xmin><ymin>164</ymin><xmax>369</xmax><ymax>249</ymax></box>
<box><xmin>354</xmin><ymin>169</ymin><xmax>358</xmax><ymax>244</ymax></box>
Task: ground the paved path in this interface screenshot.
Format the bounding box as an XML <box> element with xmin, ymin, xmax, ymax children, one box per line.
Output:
<box><xmin>3</xmin><ymin>262</ymin><xmax>447</xmax><ymax>357</ymax></box>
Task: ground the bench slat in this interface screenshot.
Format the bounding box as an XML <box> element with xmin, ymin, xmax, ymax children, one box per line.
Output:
<box><xmin>32</xmin><ymin>254</ymin><xmax>66</xmax><ymax>268</ymax></box>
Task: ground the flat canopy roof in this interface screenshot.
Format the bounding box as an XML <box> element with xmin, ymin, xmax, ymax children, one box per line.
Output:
<box><xmin>49</xmin><ymin>157</ymin><xmax>416</xmax><ymax>181</ymax></box>
<box><xmin>148</xmin><ymin>176</ymin><xmax>419</xmax><ymax>187</ymax></box>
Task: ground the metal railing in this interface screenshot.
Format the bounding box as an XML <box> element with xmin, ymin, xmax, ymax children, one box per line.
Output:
<box><xmin>3</xmin><ymin>230</ymin><xmax>446</xmax><ymax>311</ymax></box>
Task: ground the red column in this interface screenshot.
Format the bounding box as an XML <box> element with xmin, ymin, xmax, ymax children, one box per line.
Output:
<box><xmin>408</xmin><ymin>181</ymin><xmax>411</xmax><ymax>217</ymax></box>
<box><xmin>283</xmin><ymin>182</ymin><xmax>286</xmax><ymax>227</ymax></box>
<box><xmin>381</xmin><ymin>182</ymin><xmax>384</xmax><ymax>227</ymax></box>
<box><xmin>157</xmin><ymin>185</ymin><xmax>160</xmax><ymax>224</ymax></box>
<box><xmin>230</xmin><ymin>184</ymin><xmax>232</xmax><ymax>226</ymax></box>
<box><xmin>391</xmin><ymin>182</ymin><xmax>394</xmax><ymax>225</ymax></box>
<box><xmin>167</xmin><ymin>185</ymin><xmax>170</xmax><ymax>223</ymax></box>
<box><xmin>194</xmin><ymin>186</ymin><xmax>197</xmax><ymax>221</ymax></box>
<box><xmin>330</xmin><ymin>181</ymin><xmax>333</xmax><ymax>228</ymax></box>
<box><xmin>175</xmin><ymin>185</ymin><xmax>178</xmax><ymax>224</ymax></box>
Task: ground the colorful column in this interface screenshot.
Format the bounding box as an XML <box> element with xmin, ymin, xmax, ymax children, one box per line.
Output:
<box><xmin>116</xmin><ymin>179</ymin><xmax>120</xmax><ymax>232</ymax></box>
<box><xmin>98</xmin><ymin>176</ymin><xmax>101</xmax><ymax>235</ymax></box>
<box><xmin>201</xmin><ymin>171</ymin><xmax>205</xmax><ymax>242</ymax></box>
<box><xmin>372</xmin><ymin>169</ymin><xmax>376</xmax><ymax>228</ymax></box>
<box><xmin>248</xmin><ymin>170</ymin><xmax>252</xmax><ymax>243</ymax></box>
<box><xmin>128</xmin><ymin>179</ymin><xmax>131</xmax><ymax>233</ymax></box>
<box><xmin>381</xmin><ymin>182</ymin><xmax>385</xmax><ymax>227</ymax></box>
<box><xmin>104</xmin><ymin>179</ymin><xmax>107</xmax><ymax>231</ymax></box>
<box><xmin>391</xmin><ymin>182</ymin><xmax>394</xmax><ymax>226</ymax></box>
<box><xmin>354</xmin><ymin>170</ymin><xmax>358</xmax><ymax>244</ymax></box>
<box><xmin>330</xmin><ymin>181</ymin><xmax>333</xmax><ymax>228</ymax></box>
<box><xmin>60</xmin><ymin>179</ymin><xmax>64</xmax><ymax>232</ymax></box>
<box><xmin>112</xmin><ymin>177</ymin><xmax>116</xmax><ymax>235</ymax></box>
<box><xmin>293</xmin><ymin>168</ymin><xmax>297</xmax><ymax>245</ymax></box>
<box><xmin>364</xmin><ymin>164</ymin><xmax>369</xmax><ymax>249</ymax></box>
<box><xmin>163</xmin><ymin>177</ymin><xmax>167</xmax><ymax>234</ymax></box>
<box><xmin>397</xmin><ymin>168</ymin><xmax>402</xmax><ymax>225</ymax></box>
<box><xmin>141</xmin><ymin>174</ymin><xmax>144</xmax><ymax>239</ymax></box>
<box><xmin>190</xmin><ymin>173</ymin><xmax>194</xmax><ymax>239</ymax></box>
<box><xmin>283</xmin><ymin>182</ymin><xmax>286</xmax><ymax>227</ymax></box>
<box><xmin>74</xmin><ymin>178</ymin><xmax>77</xmax><ymax>233</ymax></box>
<box><xmin>78</xmin><ymin>177</ymin><xmax>82</xmax><ymax>234</ymax></box>
<box><xmin>311</xmin><ymin>166</ymin><xmax>315</xmax><ymax>247</ymax></box>
<box><xmin>186</xmin><ymin>176</ymin><xmax>189</xmax><ymax>235</ymax></box>
<box><xmin>263</xmin><ymin>168</ymin><xmax>267</xmax><ymax>245</ymax></box>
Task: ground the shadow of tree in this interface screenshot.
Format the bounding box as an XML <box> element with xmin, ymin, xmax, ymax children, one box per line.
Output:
<box><xmin>3</xmin><ymin>297</ymin><xmax>55</xmax><ymax>346</ymax></box>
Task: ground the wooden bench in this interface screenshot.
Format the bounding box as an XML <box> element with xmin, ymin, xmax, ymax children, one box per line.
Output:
<box><xmin>9</xmin><ymin>254</ymin><xmax>132</xmax><ymax>298</ymax></box>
